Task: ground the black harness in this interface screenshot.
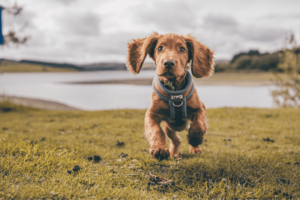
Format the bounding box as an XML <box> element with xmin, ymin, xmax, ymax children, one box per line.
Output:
<box><xmin>152</xmin><ymin>71</ymin><xmax>195</xmax><ymax>120</ymax></box>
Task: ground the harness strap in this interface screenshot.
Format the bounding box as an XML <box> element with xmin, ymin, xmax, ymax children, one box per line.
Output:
<box><xmin>152</xmin><ymin>81</ymin><xmax>169</xmax><ymax>102</ymax></box>
<box><xmin>152</xmin><ymin>71</ymin><xmax>195</xmax><ymax>120</ymax></box>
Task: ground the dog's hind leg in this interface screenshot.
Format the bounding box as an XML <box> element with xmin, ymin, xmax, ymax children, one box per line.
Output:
<box><xmin>163</xmin><ymin>121</ymin><xmax>181</xmax><ymax>158</ymax></box>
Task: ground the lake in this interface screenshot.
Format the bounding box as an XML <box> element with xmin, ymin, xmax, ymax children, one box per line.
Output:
<box><xmin>0</xmin><ymin>71</ymin><xmax>276</xmax><ymax>110</ymax></box>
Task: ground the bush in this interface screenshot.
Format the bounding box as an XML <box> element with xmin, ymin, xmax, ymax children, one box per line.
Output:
<box><xmin>271</xmin><ymin>33</ymin><xmax>300</xmax><ymax>107</ymax></box>
<box><xmin>229</xmin><ymin>53</ymin><xmax>280</xmax><ymax>71</ymax></box>
<box><xmin>231</xmin><ymin>50</ymin><xmax>260</xmax><ymax>64</ymax></box>
<box><xmin>232</xmin><ymin>55</ymin><xmax>253</xmax><ymax>70</ymax></box>
<box><xmin>215</xmin><ymin>49</ymin><xmax>281</xmax><ymax>72</ymax></box>
<box><xmin>0</xmin><ymin>100</ymin><xmax>34</xmax><ymax>112</ymax></box>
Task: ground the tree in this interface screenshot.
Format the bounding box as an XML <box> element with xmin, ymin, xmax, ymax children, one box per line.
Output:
<box><xmin>0</xmin><ymin>2</ymin><xmax>29</xmax><ymax>45</ymax></box>
<box><xmin>271</xmin><ymin>33</ymin><xmax>300</xmax><ymax>107</ymax></box>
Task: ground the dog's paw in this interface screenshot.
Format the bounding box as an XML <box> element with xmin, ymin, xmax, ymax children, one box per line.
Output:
<box><xmin>186</xmin><ymin>136</ymin><xmax>203</xmax><ymax>147</ymax></box>
<box><xmin>150</xmin><ymin>145</ymin><xmax>170</xmax><ymax>161</ymax></box>
<box><xmin>170</xmin><ymin>153</ymin><xmax>179</xmax><ymax>158</ymax></box>
<box><xmin>189</xmin><ymin>145</ymin><xmax>202</xmax><ymax>154</ymax></box>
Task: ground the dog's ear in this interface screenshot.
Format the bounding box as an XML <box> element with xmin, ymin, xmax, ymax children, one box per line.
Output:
<box><xmin>127</xmin><ymin>32</ymin><xmax>159</xmax><ymax>74</ymax></box>
<box><xmin>185</xmin><ymin>34</ymin><xmax>214</xmax><ymax>78</ymax></box>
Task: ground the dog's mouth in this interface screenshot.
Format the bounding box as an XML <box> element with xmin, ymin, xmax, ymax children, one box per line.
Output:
<box><xmin>159</xmin><ymin>71</ymin><xmax>175</xmax><ymax>78</ymax></box>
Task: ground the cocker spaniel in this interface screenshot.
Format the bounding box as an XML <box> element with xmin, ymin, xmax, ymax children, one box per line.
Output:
<box><xmin>127</xmin><ymin>32</ymin><xmax>214</xmax><ymax>160</ymax></box>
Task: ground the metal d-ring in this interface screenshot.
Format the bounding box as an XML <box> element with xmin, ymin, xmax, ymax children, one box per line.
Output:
<box><xmin>173</xmin><ymin>100</ymin><xmax>183</xmax><ymax>107</ymax></box>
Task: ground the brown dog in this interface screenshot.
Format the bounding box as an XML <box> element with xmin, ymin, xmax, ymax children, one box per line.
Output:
<box><xmin>127</xmin><ymin>32</ymin><xmax>214</xmax><ymax>161</ymax></box>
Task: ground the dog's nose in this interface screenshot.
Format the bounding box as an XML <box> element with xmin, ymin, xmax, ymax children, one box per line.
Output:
<box><xmin>163</xmin><ymin>59</ymin><xmax>175</xmax><ymax>69</ymax></box>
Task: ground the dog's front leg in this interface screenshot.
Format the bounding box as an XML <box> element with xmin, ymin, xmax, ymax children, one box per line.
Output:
<box><xmin>187</xmin><ymin>107</ymin><xmax>207</xmax><ymax>154</ymax></box>
<box><xmin>145</xmin><ymin>110</ymin><xmax>170</xmax><ymax>161</ymax></box>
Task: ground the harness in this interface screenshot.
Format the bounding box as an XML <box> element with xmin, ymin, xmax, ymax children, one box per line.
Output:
<box><xmin>152</xmin><ymin>71</ymin><xmax>195</xmax><ymax>120</ymax></box>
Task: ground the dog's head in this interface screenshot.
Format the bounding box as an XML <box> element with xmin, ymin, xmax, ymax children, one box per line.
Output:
<box><xmin>127</xmin><ymin>32</ymin><xmax>214</xmax><ymax>85</ymax></box>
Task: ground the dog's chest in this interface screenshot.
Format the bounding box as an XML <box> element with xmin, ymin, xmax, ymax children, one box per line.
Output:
<box><xmin>164</xmin><ymin>106</ymin><xmax>193</xmax><ymax>131</ymax></box>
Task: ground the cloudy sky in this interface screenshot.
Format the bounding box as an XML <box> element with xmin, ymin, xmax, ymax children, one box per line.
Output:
<box><xmin>1</xmin><ymin>0</ymin><xmax>300</xmax><ymax>65</ymax></box>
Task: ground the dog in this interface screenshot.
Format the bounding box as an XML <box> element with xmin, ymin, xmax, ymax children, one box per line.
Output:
<box><xmin>127</xmin><ymin>32</ymin><xmax>214</xmax><ymax>161</ymax></box>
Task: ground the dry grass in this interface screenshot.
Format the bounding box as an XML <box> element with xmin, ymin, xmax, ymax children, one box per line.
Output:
<box><xmin>0</xmin><ymin>61</ymin><xmax>78</xmax><ymax>73</ymax></box>
<box><xmin>0</xmin><ymin>101</ymin><xmax>299</xmax><ymax>199</ymax></box>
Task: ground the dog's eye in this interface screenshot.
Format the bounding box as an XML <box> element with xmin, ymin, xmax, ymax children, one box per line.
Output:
<box><xmin>158</xmin><ymin>46</ymin><xmax>163</xmax><ymax>52</ymax></box>
<box><xmin>180</xmin><ymin>47</ymin><xmax>185</xmax><ymax>52</ymax></box>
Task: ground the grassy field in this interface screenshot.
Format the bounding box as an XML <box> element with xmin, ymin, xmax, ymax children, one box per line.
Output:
<box><xmin>198</xmin><ymin>71</ymin><xmax>275</xmax><ymax>81</ymax></box>
<box><xmin>0</xmin><ymin>101</ymin><xmax>299</xmax><ymax>199</ymax></box>
<box><xmin>0</xmin><ymin>61</ymin><xmax>78</xmax><ymax>73</ymax></box>
<box><xmin>193</xmin><ymin>72</ymin><xmax>276</xmax><ymax>86</ymax></box>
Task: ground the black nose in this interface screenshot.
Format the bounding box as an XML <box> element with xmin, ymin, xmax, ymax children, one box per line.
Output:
<box><xmin>163</xmin><ymin>59</ymin><xmax>175</xmax><ymax>69</ymax></box>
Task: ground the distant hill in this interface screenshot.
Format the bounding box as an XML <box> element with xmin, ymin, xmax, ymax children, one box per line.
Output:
<box><xmin>19</xmin><ymin>60</ymin><xmax>128</xmax><ymax>71</ymax></box>
<box><xmin>82</xmin><ymin>63</ymin><xmax>126</xmax><ymax>70</ymax></box>
<box><xmin>214</xmin><ymin>50</ymin><xmax>280</xmax><ymax>72</ymax></box>
<box><xmin>3</xmin><ymin>48</ymin><xmax>299</xmax><ymax>73</ymax></box>
<box><xmin>0</xmin><ymin>59</ymin><xmax>78</xmax><ymax>72</ymax></box>
<box><xmin>214</xmin><ymin>49</ymin><xmax>300</xmax><ymax>72</ymax></box>
<box><xmin>0</xmin><ymin>59</ymin><xmax>129</xmax><ymax>71</ymax></box>
<box><xmin>0</xmin><ymin>59</ymin><xmax>158</xmax><ymax>72</ymax></box>
<box><xmin>19</xmin><ymin>60</ymin><xmax>83</xmax><ymax>71</ymax></box>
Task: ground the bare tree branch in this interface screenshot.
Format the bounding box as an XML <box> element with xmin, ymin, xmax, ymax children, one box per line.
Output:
<box><xmin>1</xmin><ymin>3</ymin><xmax>23</xmax><ymax>15</ymax></box>
<box><xmin>4</xmin><ymin>30</ymin><xmax>29</xmax><ymax>44</ymax></box>
<box><xmin>0</xmin><ymin>1</ymin><xmax>30</xmax><ymax>45</ymax></box>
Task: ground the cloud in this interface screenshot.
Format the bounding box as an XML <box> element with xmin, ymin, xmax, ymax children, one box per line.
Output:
<box><xmin>65</xmin><ymin>31</ymin><xmax>144</xmax><ymax>56</ymax></box>
<box><xmin>2</xmin><ymin>0</ymin><xmax>300</xmax><ymax>63</ymax></box>
<box><xmin>134</xmin><ymin>1</ymin><xmax>197</xmax><ymax>33</ymax></box>
<box><xmin>57</xmin><ymin>12</ymin><xmax>100</xmax><ymax>36</ymax></box>
<box><xmin>239</xmin><ymin>26</ymin><xmax>285</xmax><ymax>42</ymax></box>
<box><xmin>51</xmin><ymin>0</ymin><xmax>78</xmax><ymax>5</ymax></box>
<box><xmin>25</xmin><ymin>31</ymin><xmax>146</xmax><ymax>64</ymax></box>
<box><xmin>2</xmin><ymin>9</ymin><xmax>36</xmax><ymax>31</ymax></box>
<box><xmin>201</xmin><ymin>13</ymin><xmax>285</xmax><ymax>43</ymax></box>
<box><xmin>203</xmin><ymin>13</ymin><xmax>238</xmax><ymax>30</ymax></box>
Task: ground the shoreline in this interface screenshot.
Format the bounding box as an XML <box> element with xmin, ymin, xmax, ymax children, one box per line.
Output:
<box><xmin>0</xmin><ymin>95</ymin><xmax>80</xmax><ymax>111</ymax></box>
<box><xmin>66</xmin><ymin>78</ymin><xmax>274</xmax><ymax>86</ymax></box>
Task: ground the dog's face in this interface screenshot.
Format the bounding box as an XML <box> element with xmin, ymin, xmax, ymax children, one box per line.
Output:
<box><xmin>127</xmin><ymin>32</ymin><xmax>214</xmax><ymax>81</ymax></box>
<box><xmin>153</xmin><ymin>33</ymin><xmax>189</xmax><ymax>79</ymax></box>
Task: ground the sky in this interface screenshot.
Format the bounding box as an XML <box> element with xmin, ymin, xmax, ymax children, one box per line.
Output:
<box><xmin>1</xmin><ymin>0</ymin><xmax>300</xmax><ymax>65</ymax></box>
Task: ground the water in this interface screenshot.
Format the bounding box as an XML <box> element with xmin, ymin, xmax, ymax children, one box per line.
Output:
<box><xmin>0</xmin><ymin>71</ymin><xmax>275</xmax><ymax>110</ymax></box>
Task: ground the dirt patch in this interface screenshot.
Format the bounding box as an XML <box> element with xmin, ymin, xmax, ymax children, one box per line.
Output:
<box><xmin>0</xmin><ymin>95</ymin><xmax>79</xmax><ymax>111</ymax></box>
<box><xmin>263</xmin><ymin>138</ymin><xmax>275</xmax><ymax>142</ymax></box>
<box><xmin>88</xmin><ymin>155</ymin><xmax>102</xmax><ymax>162</ymax></box>
<box><xmin>117</xmin><ymin>140</ymin><xmax>125</xmax><ymax>146</ymax></box>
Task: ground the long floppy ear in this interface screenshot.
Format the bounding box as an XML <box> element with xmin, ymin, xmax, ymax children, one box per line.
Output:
<box><xmin>185</xmin><ymin>34</ymin><xmax>214</xmax><ymax>78</ymax></box>
<box><xmin>127</xmin><ymin>32</ymin><xmax>159</xmax><ymax>74</ymax></box>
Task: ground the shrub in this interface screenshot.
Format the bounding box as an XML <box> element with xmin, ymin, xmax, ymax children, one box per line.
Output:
<box><xmin>271</xmin><ymin>33</ymin><xmax>300</xmax><ymax>107</ymax></box>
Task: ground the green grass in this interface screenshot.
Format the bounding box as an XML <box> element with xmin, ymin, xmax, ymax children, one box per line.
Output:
<box><xmin>200</xmin><ymin>72</ymin><xmax>274</xmax><ymax>81</ymax></box>
<box><xmin>0</xmin><ymin>61</ymin><xmax>78</xmax><ymax>72</ymax></box>
<box><xmin>193</xmin><ymin>72</ymin><xmax>275</xmax><ymax>85</ymax></box>
<box><xmin>0</xmin><ymin>101</ymin><xmax>299</xmax><ymax>199</ymax></box>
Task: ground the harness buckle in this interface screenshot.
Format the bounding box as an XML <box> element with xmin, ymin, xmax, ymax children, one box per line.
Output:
<box><xmin>171</xmin><ymin>95</ymin><xmax>183</xmax><ymax>107</ymax></box>
<box><xmin>170</xmin><ymin>95</ymin><xmax>183</xmax><ymax>100</ymax></box>
<box><xmin>173</xmin><ymin>100</ymin><xmax>183</xmax><ymax>107</ymax></box>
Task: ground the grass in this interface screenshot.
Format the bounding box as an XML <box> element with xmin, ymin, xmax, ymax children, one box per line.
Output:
<box><xmin>192</xmin><ymin>72</ymin><xmax>275</xmax><ymax>86</ymax></box>
<box><xmin>199</xmin><ymin>71</ymin><xmax>275</xmax><ymax>81</ymax></box>
<box><xmin>0</xmin><ymin>61</ymin><xmax>78</xmax><ymax>73</ymax></box>
<box><xmin>0</xmin><ymin>101</ymin><xmax>300</xmax><ymax>199</ymax></box>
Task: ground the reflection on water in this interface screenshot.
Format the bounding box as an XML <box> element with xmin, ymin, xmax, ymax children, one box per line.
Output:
<box><xmin>0</xmin><ymin>71</ymin><xmax>275</xmax><ymax>110</ymax></box>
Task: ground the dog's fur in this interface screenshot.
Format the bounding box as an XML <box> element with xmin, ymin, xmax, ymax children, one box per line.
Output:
<box><xmin>127</xmin><ymin>33</ymin><xmax>214</xmax><ymax>160</ymax></box>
